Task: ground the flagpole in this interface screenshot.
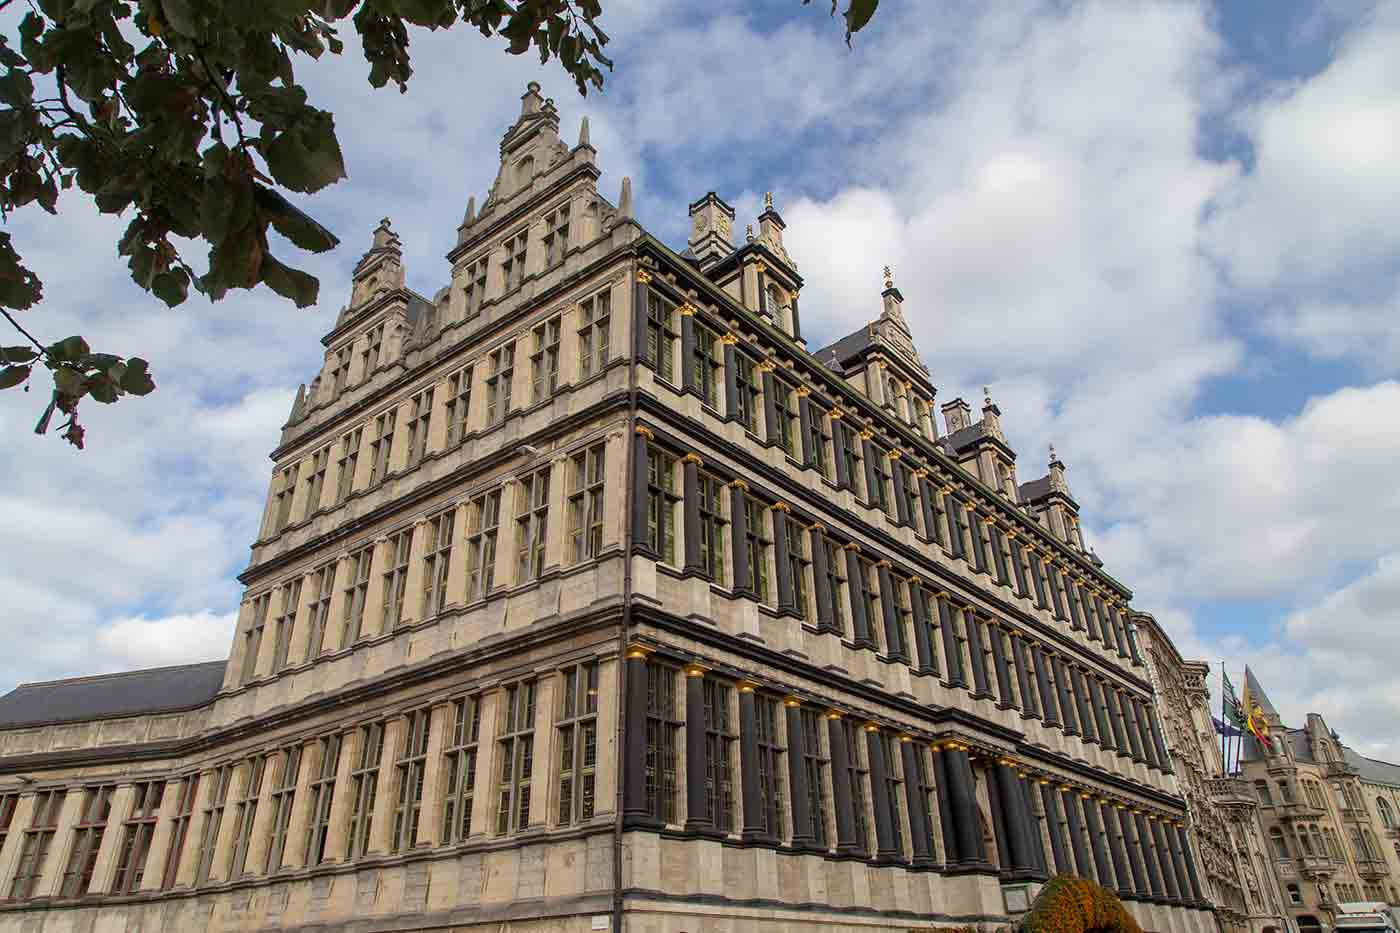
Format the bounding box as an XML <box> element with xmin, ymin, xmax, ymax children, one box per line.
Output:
<box><xmin>1221</xmin><ymin>660</ymin><xmax>1228</xmax><ymax>777</ymax></box>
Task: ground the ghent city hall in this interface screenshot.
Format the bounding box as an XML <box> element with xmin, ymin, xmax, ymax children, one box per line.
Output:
<box><xmin>0</xmin><ymin>85</ymin><xmax>1223</xmax><ymax>932</ymax></box>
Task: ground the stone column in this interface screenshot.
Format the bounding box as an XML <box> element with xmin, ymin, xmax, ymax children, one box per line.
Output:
<box><xmin>797</xmin><ymin>391</ymin><xmax>814</xmax><ymax>466</ymax></box>
<box><xmin>784</xmin><ymin>698</ymin><xmax>813</xmax><ymax>849</ymax></box>
<box><xmin>1152</xmin><ymin>817</ymin><xmax>1183</xmax><ymax>903</ymax></box>
<box><xmin>622</xmin><ymin>647</ymin><xmax>653</xmax><ymax>828</ymax></box>
<box><xmin>831</xmin><ymin>418</ymin><xmax>851</xmax><ymax>489</ymax></box>
<box><xmin>845</xmin><ymin>544</ymin><xmax>872</xmax><ymax>648</ymax></box>
<box><xmin>1122</xmin><ymin>693</ymin><xmax>1146</xmax><ymax>763</ymax></box>
<box><xmin>827</xmin><ymin>712</ymin><xmax>859</xmax><ymax>857</ymax></box>
<box><xmin>965</xmin><ymin>611</ymin><xmax>993</xmax><ymax>698</ymax></box>
<box><xmin>468</xmin><ymin>692</ymin><xmax>499</xmax><ymax>838</ymax></box>
<box><xmin>414</xmin><ymin>704</ymin><xmax>451</xmax><ymax>848</ymax></box>
<box><xmin>681</xmin><ymin>454</ymin><xmax>704</xmax><ymax>575</ymax></box>
<box><xmin>1134</xmin><ymin>811</ymin><xmax>1166</xmax><ymax>900</ymax></box>
<box><xmin>1081</xmin><ymin>796</ymin><xmax>1116</xmax><ymax>891</ymax></box>
<box><xmin>722</xmin><ymin>336</ymin><xmax>739</xmax><ymax>422</ymax></box>
<box><xmin>1072</xmin><ymin>666</ymin><xmax>1098</xmax><ymax>744</ymax></box>
<box><xmin>36</xmin><ymin>790</ymin><xmax>85</xmax><ymax>898</ymax></box>
<box><xmin>1147</xmin><ymin>705</ymin><xmax>1172</xmax><ymax>771</ymax></box>
<box><xmin>684</xmin><ymin>666</ymin><xmax>711</xmax><ymax>834</ymax></box>
<box><xmin>1090</xmin><ymin>677</ymin><xmax>1116</xmax><ymax>752</ymax></box>
<box><xmin>525</xmin><ymin>674</ymin><xmax>556</xmax><ymax>832</ymax></box>
<box><xmin>1107</xmin><ymin>803</ymin><xmax>1138</xmax><ymax>899</ymax></box>
<box><xmin>1176</xmin><ymin>824</ymin><xmax>1206</xmax><ymax>903</ymax></box>
<box><xmin>917</xmin><ymin>472</ymin><xmax>938</xmax><ymax>543</ymax></box>
<box><xmin>630</xmin><ymin>427</ymin><xmax>652</xmax><ymax>555</ymax></box>
<box><xmin>931</xmin><ymin>745</ymin><xmax>959</xmax><ymax>866</ymax></box>
<box><xmin>761</xmin><ymin>364</ymin><xmax>780</xmax><ymax>444</ymax></box>
<box><xmin>1062</xmin><ymin>787</ymin><xmax>1093</xmax><ymax>880</ymax></box>
<box><xmin>901</xmin><ymin>737</ymin><xmax>935</xmax><ymax>868</ymax></box>
<box><xmin>367</xmin><ymin>718</ymin><xmax>405</xmax><ymax>855</ymax></box>
<box><xmin>1040</xmin><ymin>782</ymin><xmax>1070</xmax><ymax>876</ymax></box>
<box><xmin>323</xmin><ymin>729</ymin><xmax>361</xmax><ymax>863</ymax></box>
<box><xmin>680</xmin><ymin>303</ymin><xmax>696</xmax><ymax>392</ymax></box>
<box><xmin>139</xmin><ymin>779</ymin><xmax>182</xmax><ymax>891</ymax></box>
<box><xmin>992</xmin><ymin>762</ymin><xmax>1032</xmax><ymax>877</ymax></box>
<box><xmin>945</xmin><ymin>746</ymin><xmax>988</xmax><ymax>867</ymax></box>
<box><xmin>773</xmin><ymin>504</ymin><xmax>797</xmax><ymax>614</ymax></box>
<box><xmin>861</xmin><ymin>433</ymin><xmax>880</xmax><ymax>507</ymax></box>
<box><xmin>729</xmin><ymin>480</ymin><xmax>752</xmax><ymax>596</ymax></box>
<box><xmin>1109</xmin><ymin>687</ymin><xmax>1131</xmax><ymax>756</ymax></box>
<box><xmin>892</xmin><ymin>460</ymin><xmax>911</xmax><ymax>526</ymax></box>
<box><xmin>911</xmin><ymin>584</ymin><xmax>937</xmax><ymax>676</ymax></box>
<box><xmin>282</xmin><ymin>739</ymin><xmax>321</xmax><ymax>867</ymax></box>
<box><xmin>866</xmin><ymin>726</ymin><xmax>899</xmax><ymax>862</ymax></box>
<box><xmin>208</xmin><ymin>763</ymin><xmax>249</xmax><ymax>883</ymax></box>
<box><xmin>810</xmin><ymin>525</ymin><xmax>835</xmax><ymax>633</ymax></box>
<box><xmin>244</xmin><ymin>753</ymin><xmax>282</xmax><ymax>875</ymax></box>
<box><xmin>174</xmin><ymin>770</ymin><xmax>215</xmax><ymax>885</ymax></box>
<box><xmin>1053</xmin><ymin>654</ymin><xmax>1079</xmax><ymax>735</ymax></box>
<box><xmin>1118</xmin><ymin>807</ymin><xmax>1148</xmax><ymax>898</ymax></box>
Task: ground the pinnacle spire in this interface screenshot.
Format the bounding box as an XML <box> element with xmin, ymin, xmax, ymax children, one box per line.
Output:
<box><xmin>1243</xmin><ymin>665</ymin><xmax>1281</xmax><ymax>721</ymax></box>
<box><xmin>577</xmin><ymin>115</ymin><xmax>591</xmax><ymax>149</ymax></box>
<box><xmin>619</xmin><ymin>176</ymin><xmax>633</xmax><ymax>219</ymax></box>
<box><xmin>461</xmin><ymin>195</ymin><xmax>476</xmax><ymax>226</ymax></box>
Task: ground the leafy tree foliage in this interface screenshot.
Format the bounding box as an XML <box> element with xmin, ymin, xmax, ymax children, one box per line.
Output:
<box><xmin>0</xmin><ymin>0</ymin><xmax>610</xmax><ymax>446</ymax></box>
<box><xmin>0</xmin><ymin>0</ymin><xmax>878</xmax><ymax>449</ymax></box>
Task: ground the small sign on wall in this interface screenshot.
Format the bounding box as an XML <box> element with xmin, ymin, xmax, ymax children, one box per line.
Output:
<box><xmin>591</xmin><ymin>916</ymin><xmax>610</xmax><ymax>931</ymax></box>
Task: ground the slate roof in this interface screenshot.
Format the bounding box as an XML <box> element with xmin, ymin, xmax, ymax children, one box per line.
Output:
<box><xmin>1018</xmin><ymin>476</ymin><xmax>1054</xmax><ymax>502</ymax></box>
<box><xmin>1244</xmin><ymin>665</ymin><xmax>1280</xmax><ymax>719</ymax></box>
<box><xmin>943</xmin><ymin>422</ymin><xmax>989</xmax><ymax>454</ymax></box>
<box><xmin>813</xmin><ymin>327</ymin><xmax>874</xmax><ymax>370</ymax></box>
<box><xmin>1345</xmin><ymin>748</ymin><xmax>1400</xmax><ymax>785</ymax></box>
<box><xmin>0</xmin><ymin>661</ymin><xmax>226</xmax><ymax>728</ymax></box>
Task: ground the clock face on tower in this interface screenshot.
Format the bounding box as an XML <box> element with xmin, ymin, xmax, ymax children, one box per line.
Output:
<box><xmin>693</xmin><ymin>213</ymin><xmax>710</xmax><ymax>234</ymax></box>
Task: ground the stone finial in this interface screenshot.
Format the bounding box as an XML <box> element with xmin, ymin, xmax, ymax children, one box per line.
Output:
<box><xmin>521</xmin><ymin>80</ymin><xmax>544</xmax><ymax>116</ymax></box>
<box><xmin>577</xmin><ymin>115</ymin><xmax>591</xmax><ymax>149</ymax></box>
<box><xmin>764</xmin><ymin>191</ymin><xmax>774</xmax><ymax>210</ymax></box>
<box><xmin>619</xmin><ymin>176</ymin><xmax>633</xmax><ymax>219</ymax></box>
<box><xmin>746</xmin><ymin>223</ymin><xmax>754</xmax><ymax>242</ymax></box>
<box><xmin>884</xmin><ymin>265</ymin><xmax>894</xmax><ymax>289</ymax></box>
<box><xmin>1048</xmin><ymin>443</ymin><xmax>1058</xmax><ymax>466</ymax></box>
<box><xmin>372</xmin><ymin>217</ymin><xmax>397</xmax><ymax>249</ymax></box>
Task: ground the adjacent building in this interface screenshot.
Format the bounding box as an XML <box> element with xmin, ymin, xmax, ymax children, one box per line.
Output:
<box><xmin>1238</xmin><ymin>671</ymin><xmax>1400</xmax><ymax>932</ymax></box>
<box><xmin>0</xmin><ymin>85</ymin><xmax>1214</xmax><ymax>932</ymax></box>
<box><xmin>1136</xmin><ymin>617</ymin><xmax>1290</xmax><ymax>933</ymax></box>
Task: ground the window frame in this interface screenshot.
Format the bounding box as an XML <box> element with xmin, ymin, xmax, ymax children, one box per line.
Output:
<box><xmin>567</xmin><ymin>444</ymin><xmax>606</xmax><ymax>564</ymax></box>
<box><xmin>556</xmin><ymin>662</ymin><xmax>600</xmax><ymax>827</ymax></box>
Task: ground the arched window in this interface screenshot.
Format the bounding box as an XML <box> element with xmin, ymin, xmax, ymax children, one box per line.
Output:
<box><xmin>1378</xmin><ymin>796</ymin><xmax>1395</xmax><ymax>828</ymax></box>
<box><xmin>1287</xmin><ymin>885</ymin><xmax>1303</xmax><ymax>905</ymax></box>
<box><xmin>1271</xmin><ymin>827</ymin><xmax>1290</xmax><ymax>859</ymax></box>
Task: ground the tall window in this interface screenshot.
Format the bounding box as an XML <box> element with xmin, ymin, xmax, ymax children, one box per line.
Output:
<box><xmin>644</xmin><ymin>662</ymin><xmax>680</xmax><ymax>825</ymax></box>
<box><xmin>698</xmin><ymin>472</ymin><xmax>727</xmax><ymax>583</ymax></box>
<box><xmin>646</xmin><ymin>450</ymin><xmax>679</xmax><ymax>564</ymax></box>
<box><xmin>754</xmin><ymin>694</ymin><xmax>786</xmax><ymax>840</ymax></box>
<box><xmin>900</xmin><ymin>467</ymin><xmax>921</xmax><ymax>532</ymax></box>
<box><xmin>578</xmin><ymin>290</ymin><xmax>611</xmax><ymax>380</ymax></box>
<box><xmin>871</xmin><ymin>448</ymin><xmax>891</xmax><ymax>513</ymax></box>
<box><xmin>800</xmin><ymin>709</ymin><xmax>829</xmax><ymax>848</ymax></box>
<box><xmin>162</xmin><ymin>775</ymin><xmax>199</xmax><ymax>889</ymax></box>
<box><xmin>544</xmin><ymin>204</ymin><xmax>570</xmax><ymax>267</ymax></box>
<box><xmin>485</xmin><ymin>341</ymin><xmax>515</xmax><ymax>424</ymax></box>
<box><xmin>382</xmin><ymin>528</ymin><xmax>413</xmax><ymax>630</ymax></box>
<box><xmin>342</xmin><ymin>545</ymin><xmax>373</xmax><ymax>643</ymax></box>
<box><xmin>838</xmin><ymin>426</ymin><xmax>862</xmax><ymax>496</ymax></box>
<box><xmin>878</xmin><ymin>733</ymin><xmax>904</xmax><ymax>856</ymax></box>
<box><xmin>785</xmin><ymin>516</ymin><xmax>809</xmax><ymax>619</ymax></box>
<box><xmin>327</xmin><ymin>345</ymin><xmax>350</xmax><ymax>395</ymax></box>
<box><xmin>1270</xmin><ymin>827</ymin><xmax>1289</xmax><ymax>859</ymax></box>
<box><xmin>241</xmin><ymin>592</ymin><xmax>271</xmax><ymax>683</ymax></box>
<box><xmin>773</xmin><ymin>381</ymin><xmax>799</xmax><ymax>459</ymax></box>
<box><xmin>304</xmin><ymin>735</ymin><xmax>341</xmax><ymax>866</ymax></box>
<box><xmin>645</xmin><ymin>291</ymin><xmax>678</xmax><ymax>383</ymax></box>
<box><xmin>347</xmin><ymin>722</ymin><xmax>384</xmax><ymax>859</ymax></box>
<box><xmin>567</xmin><ymin>444</ymin><xmax>605</xmax><ymax>563</ymax></box>
<box><xmin>843</xmin><ymin>719</ymin><xmax>870</xmax><ymax>854</ymax></box>
<box><xmin>465</xmin><ymin>489</ymin><xmax>502</xmax><ymax>600</ymax></box>
<box><xmin>196</xmin><ymin>766</ymin><xmax>232</xmax><ymax>883</ymax></box>
<box><xmin>422</xmin><ymin>510</ymin><xmax>454</xmax><ymax>618</ymax></box>
<box><xmin>368</xmin><ymin>407</ymin><xmax>397</xmax><ymax>485</ymax></box>
<box><xmin>734</xmin><ymin>353</ymin><xmax>760</xmax><ymax>434</ymax></box>
<box><xmin>912</xmin><ymin>743</ymin><xmax>938</xmax><ymax>860</ymax></box>
<box><xmin>61</xmin><ymin>785</ymin><xmax>114</xmax><ymax>897</ymax></box>
<box><xmin>405</xmin><ymin>386</ymin><xmax>433</xmax><ymax>468</ymax></box>
<box><xmin>272</xmin><ymin>462</ymin><xmax>298</xmax><ymax>533</ymax></box>
<box><xmin>392</xmin><ymin>711</ymin><xmax>431</xmax><ymax>854</ymax></box>
<box><xmin>823</xmin><ymin>538</ymin><xmax>846</xmax><ymax>633</ymax></box>
<box><xmin>229</xmin><ymin>756</ymin><xmax>266</xmax><ymax>876</ymax></box>
<box><xmin>303</xmin><ymin>445</ymin><xmax>330</xmax><ymax>516</ymax></box>
<box><xmin>111</xmin><ymin>781</ymin><xmax>162</xmax><ymax>894</ymax></box>
<box><xmin>442</xmin><ymin>696</ymin><xmax>482</xmax><ymax>844</ymax></box>
<box><xmin>890</xmin><ymin>578</ymin><xmax>912</xmax><ymax>660</ymax></box>
<box><xmin>744</xmin><ymin>496</ymin><xmax>771</xmax><ymax>601</ymax></box>
<box><xmin>810</xmin><ymin>409</ymin><xmax>831</xmax><ymax>478</ymax></box>
<box><xmin>1254</xmin><ymin>779</ymin><xmax>1273</xmax><ymax>806</ymax></box>
<box><xmin>361</xmin><ymin>323</ymin><xmax>384</xmax><ymax>379</ymax></box>
<box><xmin>462</xmin><ymin>259</ymin><xmax>487</xmax><ymax>319</ymax></box>
<box><xmin>515</xmin><ymin>467</ymin><xmax>550</xmax><ymax>583</ymax></box>
<box><xmin>0</xmin><ymin>794</ymin><xmax>16</xmax><ymax>858</ymax></box>
<box><xmin>692</xmin><ymin>322</ymin><xmax>721</xmax><ymax>407</ymax></box>
<box><xmin>530</xmin><ymin>315</ymin><xmax>562</xmax><ymax>403</ymax></box>
<box><xmin>10</xmin><ymin>789</ymin><xmax>64</xmax><ymax>899</ymax></box>
<box><xmin>557</xmin><ymin>663</ymin><xmax>599</xmax><ymax>826</ymax></box>
<box><xmin>857</xmin><ymin>558</ymin><xmax>883</xmax><ymax>650</ymax></box>
<box><xmin>303</xmin><ymin>563</ymin><xmax>334</xmax><ymax>661</ymax></box>
<box><xmin>445</xmin><ymin>365</ymin><xmax>473</xmax><ymax>446</ymax></box>
<box><xmin>335</xmin><ymin>427</ymin><xmax>361</xmax><ymax>503</ymax></box>
<box><xmin>271</xmin><ymin>577</ymin><xmax>302</xmax><ymax>671</ymax></box>
<box><xmin>703</xmin><ymin>679</ymin><xmax>736</xmax><ymax>833</ymax></box>
<box><xmin>265</xmin><ymin>746</ymin><xmax>302</xmax><ymax>872</ymax></box>
<box><xmin>502</xmin><ymin>230</ymin><xmax>528</xmax><ymax>292</ymax></box>
<box><xmin>496</xmin><ymin>681</ymin><xmax>537</xmax><ymax>834</ymax></box>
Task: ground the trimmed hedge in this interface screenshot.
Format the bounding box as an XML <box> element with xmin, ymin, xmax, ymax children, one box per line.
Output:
<box><xmin>1017</xmin><ymin>875</ymin><xmax>1144</xmax><ymax>933</ymax></box>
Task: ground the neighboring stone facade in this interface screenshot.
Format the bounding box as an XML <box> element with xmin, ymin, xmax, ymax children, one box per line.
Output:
<box><xmin>0</xmin><ymin>85</ymin><xmax>1216</xmax><ymax>933</ymax></box>
<box><xmin>1238</xmin><ymin>672</ymin><xmax>1400</xmax><ymax>932</ymax></box>
<box><xmin>1137</xmin><ymin>617</ymin><xmax>1289</xmax><ymax>933</ymax></box>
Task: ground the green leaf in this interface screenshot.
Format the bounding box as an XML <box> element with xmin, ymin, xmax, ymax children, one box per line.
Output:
<box><xmin>49</xmin><ymin>335</ymin><xmax>89</xmax><ymax>362</ymax></box>
<box><xmin>263</xmin><ymin>115</ymin><xmax>347</xmax><ymax>194</ymax></box>
<box><xmin>260</xmin><ymin>254</ymin><xmax>319</xmax><ymax>307</ymax></box>
<box><xmin>119</xmin><ymin>357</ymin><xmax>155</xmax><ymax>395</ymax></box>
<box><xmin>845</xmin><ymin>0</ymin><xmax>878</xmax><ymax>40</ymax></box>
<box><xmin>0</xmin><ymin>68</ymin><xmax>34</xmax><ymax>107</ymax></box>
<box><xmin>1</xmin><ymin>346</ymin><xmax>38</xmax><ymax>364</ymax></box>
<box><xmin>254</xmin><ymin>186</ymin><xmax>339</xmax><ymax>252</ymax></box>
<box><xmin>0</xmin><ymin>233</ymin><xmax>42</xmax><ymax>310</ymax></box>
<box><xmin>53</xmin><ymin>365</ymin><xmax>87</xmax><ymax>397</ymax></box>
<box><xmin>160</xmin><ymin>0</ymin><xmax>199</xmax><ymax>36</ymax></box>
<box><xmin>0</xmin><ymin>364</ymin><xmax>31</xmax><ymax>389</ymax></box>
<box><xmin>87</xmin><ymin>374</ymin><xmax>119</xmax><ymax>402</ymax></box>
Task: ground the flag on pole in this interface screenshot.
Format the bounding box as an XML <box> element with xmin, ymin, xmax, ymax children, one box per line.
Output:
<box><xmin>1241</xmin><ymin>673</ymin><xmax>1275</xmax><ymax>751</ymax></box>
<box><xmin>1213</xmin><ymin>716</ymin><xmax>1243</xmax><ymax>737</ymax></box>
<box><xmin>1222</xmin><ymin>670</ymin><xmax>1246</xmax><ymax>729</ymax></box>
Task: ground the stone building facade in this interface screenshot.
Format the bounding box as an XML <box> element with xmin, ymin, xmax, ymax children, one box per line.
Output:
<box><xmin>1136</xmin><ymin>617</ymin><xmax>1289</xmax><ymax>933</ymax></box>
<box><xmin>1239</xmin><ymin>672</ymin><xmax>1400</xmax><ymax>932</ymax></box>
<box><xmin>0</xmin><ymin>85</ymin><xmax>1215</xmax><ymax>932</ymax></box>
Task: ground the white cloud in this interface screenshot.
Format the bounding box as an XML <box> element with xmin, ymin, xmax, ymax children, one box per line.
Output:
<box><xmin>1264</xmin><ymin>288</ymin><xmax>1400</xmax><ymax>373</ymax></box>
<box><xmin>94</xmin><ymin>612</ymin><xmax>238</xmax><ymax>672</ymax></box>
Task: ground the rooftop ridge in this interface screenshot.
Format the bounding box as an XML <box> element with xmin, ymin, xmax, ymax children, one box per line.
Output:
<box><xmin>9</xmin><ymin>658</ymin><xmax>226</xmax><ymax>692</ymax></box>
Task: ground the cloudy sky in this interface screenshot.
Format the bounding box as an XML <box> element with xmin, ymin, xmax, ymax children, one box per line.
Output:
<box><xmin>2</xmin><ymin>0</ymin><xmax>1397</xmax><ymax>756</ymax></box>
